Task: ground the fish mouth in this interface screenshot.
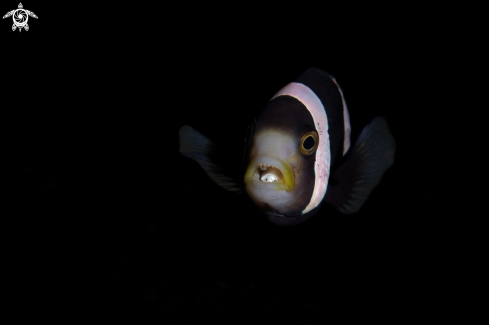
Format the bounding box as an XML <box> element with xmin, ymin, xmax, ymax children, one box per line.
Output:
<box><xmin>243</xmin><ymin>156</ymin><xmax>295</xmax><ymax>192</ymax></box>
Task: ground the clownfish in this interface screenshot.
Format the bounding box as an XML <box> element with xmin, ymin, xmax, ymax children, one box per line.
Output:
<box><xmin>179</xmin><ymin>68</ymin><xmax>395</xmax><ymax>226</ymax></box>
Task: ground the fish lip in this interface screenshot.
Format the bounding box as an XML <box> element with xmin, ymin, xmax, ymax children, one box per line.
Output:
<box><xmin>243</xmin><ymin>156</ymin><xmax>295</xmax><ymax>192</ymax></box>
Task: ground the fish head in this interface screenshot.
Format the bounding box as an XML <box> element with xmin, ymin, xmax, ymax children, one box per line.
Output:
<box><xmin>243</xmin><ymin>94</ymin><xmax>328</xmax><ymax>226</ymax></box>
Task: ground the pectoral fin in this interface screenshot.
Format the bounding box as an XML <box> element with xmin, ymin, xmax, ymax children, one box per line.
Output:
<box><xmin>326</xmin><ymin>117</ymin><xmax>396</xmax><ymax>214</ymax></box>
<box><xmin>179</xmin><ymin>125</ymin><xmax>242</xmax><ymax>193</ymax></box>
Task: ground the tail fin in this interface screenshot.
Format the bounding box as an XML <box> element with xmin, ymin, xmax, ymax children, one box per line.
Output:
<box><xmin>326</xmin><ymin>117</ymin><xmax>395</xmax><ymax>214</ymax></box>
<box><xmin>179</xmin><ymin>125</ymin><xmax>242</xmax><ymax>193</ymax></box>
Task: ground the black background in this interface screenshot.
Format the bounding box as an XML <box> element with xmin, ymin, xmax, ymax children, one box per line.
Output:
<box><xmin>4</xmin><ymin>2</ymin><xmax>452</xmax><ymax>323</ymax></box>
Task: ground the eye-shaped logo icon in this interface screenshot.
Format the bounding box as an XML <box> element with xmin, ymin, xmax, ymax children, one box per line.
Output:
<box><xmin>3</xmin><ymin>3</ymin><xmax>38</xmax><ymax>32</ymax></box>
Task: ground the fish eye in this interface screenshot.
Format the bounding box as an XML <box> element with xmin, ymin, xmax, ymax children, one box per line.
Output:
<box><xmin>300</xmin><ymin>131</ymin><xmax>319</xmax><ymax>155</ymax></box>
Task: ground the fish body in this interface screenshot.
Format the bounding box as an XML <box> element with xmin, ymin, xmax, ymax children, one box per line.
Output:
<box><xmin>179</xmin><ymin>68</ymin><xmax>395</xmax><ymax>226</ymax></box>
